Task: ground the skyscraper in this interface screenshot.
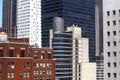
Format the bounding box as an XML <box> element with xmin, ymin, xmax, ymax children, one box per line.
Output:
<box><xmin>1</xmin><ymin>0</ymin><xmax>17</xmax><ymax>37</ymax></box>
<box><xmin>103</xmin><ymin>0</ymin><xmax>120</xmax><ymax>80</ymax></box>
<box><xmin>17</xmin><ymin>0</ymin><xmax>41</xmax><ymax>47</ymax></box>
<box><xmin>42</xmin><ymin>0</ymin><xmax>95</xmax><ymax>61</ymax></box>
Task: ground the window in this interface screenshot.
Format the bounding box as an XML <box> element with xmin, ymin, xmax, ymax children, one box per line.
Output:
<box><xmin>20</xmin><ymin>50</ymin><xmax>25</xmax><ymax>57</ymax></box>
<box><xmin>113</xmin><ymin>41</ymin><xmax>116</xmax><ymax>46</ymax></box>
<box><xmin>40</xmin><ymin>63</ymin><xmax>42</xmax><ymax>67</ymax></box>
<box><xmin>34</xmin><ymin>63</ymin><xmax>39</xmax><ymax>68</ymax></box>
<box><xmin>41</xmin><ymin>53</ymin><xmax>44</xmax><ymax>59</ymax></box>
<box><xmin>46</xmin><ymin>63</ymin><xmax>52</xmax><ymax>68</ymax></box>
<box><xmin>107</xmin><ymin>11</ymin><xmax>110</xmax><ymax>16</ymax></box>
<box><xmin>48</xmin><ymin>54</ymin><xmax>51</xmax><ymax>59</ymax></box>
<box><xmin>26</xmin><ymin>72</ymin><xmax>30</xmax><ymax>78</ymax></box>
<box><xmin>24</xmin><ymin>62</ymin><xmax>30</xmax><ymax>69</ymax></box>
<box><xmin>108</xmin><ymin>73</ymin><xmax>111</xmax><ymax>78</ymax></box>
<box><xmin>9</xmin><ymin>50</ymin><xmax>14</xmax><ymax>57</ymax></box>
<box><xmin>108</xmin><ymin>62</ymin><xmax>110</xmax><ymax>67</ymax></box>
<box><xmin>34</xmin><ymin>70</ymin><xmax>38</xmax><ymax>75</ymax></box>
<box><xmin>40</xmin><ymin>70</ymin><xmax>45</xmax><ymax>74</ymax></box>
<box><xmin>113</xmin><ymin>62</ymin><xmax>117</xmax><ymax>67</ymax></box>
<box><xmin>0</xmin><ymin>72</ymin><xmax>3</xmax><ymax>79</ymax></box>
<box><xmin>23</xmin><ymin>72</ymin><xmax>26</xmax><ymax>78</ymax></box>
<box><xmin>40</xmin><ymin>63</ymin><xmax>46</xmax><ymax>67</ymax></box>
<box><xmin>7</xmin><ymin>72</ymin><xmax>14</xmax><ymax>78</ymax></box>
<box><xmin>107</xmin><ymin>21</ymin><xmax>110</xmax><ymax>26</ymax></box>
<box><xmin>107</xmin><ymin>31</ymin><xmax>110</xmax><ymax>36</ymax></box>
<box><xmin>0</xmin><ymin>50</ymin><xmax>3</xmax><ymax>57</ymax></box>
<box><xmin>113</xmin><ymin>10</ymin><xmax>116</xmax><ymax>15</ymax></box>
<box><xmin>113</xmin><ymin>21</ymin><xmax>116</xmax><ymax>25</ymax></box>
<box><xmin>8</xmin><ymin>62</ymin><xmax>14</xmax><ymax>69</ymax></box>
<box><xmin>113</xmin><ymin>52</ymin><xmax>117</xmax><ymax>57</ymax></box>
<box><xmin>107</xmin><ymin>52</ymin><xmax>110</xmax><ymax>57</ymax></box>
<box><xmin>113</xmin><ymin>73</ymin><xmax>117</xmax><ymax>78</ymax></box>
<box><xmin>107</xmin><ymin>42</ymin><xmax>110</xmax><ymax>46</ymax></box>
<box><xmin>0</xmin><ymin>62</ymin><xmax>2</xmax><ymax>69</ymax></box>
<box><xmin>23</xmin><ymin>72</ymin><xmax>30</xmax><ymax>78</ymax></box>
<box><xmin>113</xmin><ymin>31</ymin><xmax>116</xmax><ymax>36</ymax></box>
<box><xmin>119</xmin><ymin>20</ymin><xmax>120</xmax><ymax>24</ymax></box>
<box><xmin>7</xmin><ymin>72</ymin><xmax>10</xmax><ymax>78</ymax></box>
<box><xmin>119</xmin><ymin>9</ymin><xmax>120</xmax><ymax>14</ymax></box>
<box><xmin>34</xmin><ymin>53</ymin><xmax>38</xmax><ymax>59</ymax></box>
<box><xmin>20</xmin><ymin>72</ymin><xmax>22</xmax><ymax>78</ymax></box>
<box><xmin>11</xmin><ymin>72</ymin><xmax>14</xmax><ymax>78</ymax></box>
<box><xmin>46</xmin><ymin>70</ymin><xmax>52</xmax><ymax>74</ymax></box>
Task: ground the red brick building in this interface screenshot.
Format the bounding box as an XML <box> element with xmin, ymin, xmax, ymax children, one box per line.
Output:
<box><xmin>0</xmin><ymin>32</ymin><xmax>55</xmax><ymax>80</ymax></box>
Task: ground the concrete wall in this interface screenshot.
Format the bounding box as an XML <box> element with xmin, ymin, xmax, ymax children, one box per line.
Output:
<box><xmin>81</xmin><ymin>63</ymin><xmax>96</xmax><ymax>80</ymax></box>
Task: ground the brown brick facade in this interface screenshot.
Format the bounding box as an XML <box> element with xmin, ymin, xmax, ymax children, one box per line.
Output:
<box><xmin>0</xmin><ymin>38</ymin><xmax>55</xmax><ymax>80</ymax></box>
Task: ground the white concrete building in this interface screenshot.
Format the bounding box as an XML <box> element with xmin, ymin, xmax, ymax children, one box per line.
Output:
<box><xmin>17</xmin><ymin>0</ymin><xmax>41</xmax><ymax>47</ymax></box>
<box><xmin>103</xmin><ymin>0</ymin><xmax>120</xmax><ymax>80</ymax></box>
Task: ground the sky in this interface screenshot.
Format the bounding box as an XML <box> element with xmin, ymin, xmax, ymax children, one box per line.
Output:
<box><xmin>0</xmin><ymin>0</ymin><xmax>2</xmax><ymax>27</ymax></box>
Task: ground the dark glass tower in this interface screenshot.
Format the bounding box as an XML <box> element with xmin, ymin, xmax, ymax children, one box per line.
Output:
<box><xmin>2</xmin><ymin>0</ymin><xmax>17</xmax><ymax>37</ymax></box>
<box><xmin>42</xmin><ymin>0</ymin><xmax>95</xmax><ymax>62</ymax></box>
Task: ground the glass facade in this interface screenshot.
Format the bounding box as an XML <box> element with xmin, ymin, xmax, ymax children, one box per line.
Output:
<box><xmin>2</xmin><ymin>0</ymin><xmax>16</xmax><ymax>27</ymax></box>
<box><xmin>42</xmin><ymin>0</ymin><xmax>95</xmax><ymax>62</ymax></box>
<box><xmin>52</xmin><ymin>32</ymin><xmax>73</xmax><ymax>80</ymax></box>
<box><xmin>2</xmin><ymin>0</ymin><xmax>17</xmax><ymax>37</ymax></box>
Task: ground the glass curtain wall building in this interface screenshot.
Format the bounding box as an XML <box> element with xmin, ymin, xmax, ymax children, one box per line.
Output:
<box><xmin>52</xmin><ymin>31</ymin><xmax>73</xmax><ymax>80</ymax></box>
<box><xmin>2</xmin><ymin>0</ymin><xmax>17</xmax><ymax>37</ymax></box>
<box><xmin>41</xmin><ymin>0</ymin><xmax>95</xmax><ymax>62</ymax></box>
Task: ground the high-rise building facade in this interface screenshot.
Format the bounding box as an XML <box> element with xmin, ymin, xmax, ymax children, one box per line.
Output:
<box><xmin>49</xmin><ymin>17</ymin><xmax>96</xmax><ymax>80</ymax></box>
<box><xmin>42</xmin><ymin>0</ymin><xmax>96</xmax><ymax>62</ymax></box>
<box><xmin>17</xmin><ymin>0</ymin><xmax>41</xmax><ymax>47</ymax></box>
<box><xmin>1</xmin><ymin>0</ymin><xmax>17</xmax><ymax>37</ymax></box>
<box><xmin>103</xmin><ymin>0</ymin><xmax>120</xmax><ymax>80</ymax></box>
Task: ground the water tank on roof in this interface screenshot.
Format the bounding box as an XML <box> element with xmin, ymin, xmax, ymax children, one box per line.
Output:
<box><xmin>0</xmin><ymin>32</ymin><xmax>8</xmax><ymax>42</ymax></box>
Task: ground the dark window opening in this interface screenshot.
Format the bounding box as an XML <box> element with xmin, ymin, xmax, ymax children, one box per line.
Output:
<box><xmin>107</xmin><ymin>21</ymin><xmax>110</xmax><ymax>26</ymax></box>
<box><xmin>113</xmin><ymin>41</ymin><xmax>116</xmax><ymax>46</ymax></box>
<box><xmin>108</xmin><ymin>52</ymin><xmax>110</xmax><ymax>57</ymax></box>
<box><xmin>108</xmin><ymin>62</ymin><xmax>110</xmax><ymax>67</ymax></box>
<box><xmin>108</xmin><ymin>73</ymin><xmax>111</xmax><ymax>77</ymax></box>
<box><xmin>107</xmin><ymin>32</ymin><xmax>110</xmax><ymax>36</ymax></box>
<box><xmin>24</xmin><ymin>62</ymin><xmax>30</xmax><ymax>69</ymax></box>
<box><xmin>48</xmin><ymin>54</ymin><xmax>51</xmax><ymax>59</ymax></box>
<box><xmin>107</xmin><ymin>11</ymin><xmax>110</xmax><ymax>16</ymax></box>
<box><xmin>113</xmin><ymin>31</ymin><xmax>116</xmax><ymax>36</ymax></box>
<box><xmin>113</xmin><ymin>21</ymin><xmax>116</xmax><ymax>25</ymax></box>
<box><xmin>113</xmin><ymin>62</ymin><xmax>117</xmax><ymax>67</ymax></box>
<box><xmin>113</xmin><ymin>10</ymin><xmax>116</xmax><ymax>15</ymax></box>
<box><xmin>107</xmin><ymin>42</ymin><xmax>110</xmax><ymax>46</ymax></box>
<box><xmin>114</xmin><ymin>73</ymin><xmax>117</xmax><ymax>78</ymax></box>
<box><xmin>113</xmin><ymin>52</ymin><xmax>117</xmax><ymax>57</ymax></box>
<box><xmin>0</xmin><ymin>50</ymin><xmax>3</xmax><ymax>57</ymax></box>
<box><xmin>9</xmin><ymin>50</ymin><xmax>14</xmax><ymax>57</ymax></box>
<box><xmin>20</xmin><ymin>50</ymin><xmax>25</xmax><ymax>57</ymax></box>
